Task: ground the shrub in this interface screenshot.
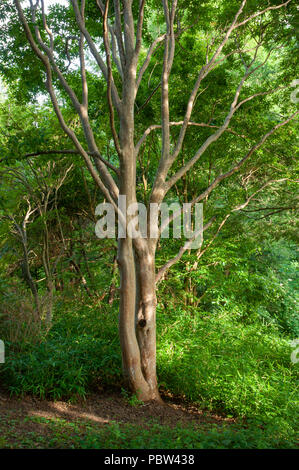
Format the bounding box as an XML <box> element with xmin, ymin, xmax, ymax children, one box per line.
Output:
<box><xmin>0</xmin><ymin>278</ymin><xmax>42</xmax><ymax>347</ymax></box>
<box><xmin>1</xmin><ymin>301</ymin><xmax>121</xmax><ymax>399</ymax></box>
<box><xmin>157</xmin><ymin>306</ymin><xmax>298</xmax><ymax>430</ymax></box>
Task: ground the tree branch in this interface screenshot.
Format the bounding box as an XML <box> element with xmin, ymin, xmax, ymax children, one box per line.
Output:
<box><xmin>135</xmin><ymin>121</ymin><xmax>247</xmax><ymax>156</ymax></box>
<box><xmin>14</xmin><ymin>0</ymin><xmax>120</xmax><ymax>204</ymax></box>
<box><xmin>71</xmin><ymin>0</ymin><xmax>121</xmax><ymax>111</ymax></box>
<box><xmin>102</xmin><ymin>0</ymin><xmax>122</xmax><ymax>158</ymax></box>
<box><xmin>188</xmin><ymin>112</ymin><xmax>299</xmax><ymax>206</ymax></box>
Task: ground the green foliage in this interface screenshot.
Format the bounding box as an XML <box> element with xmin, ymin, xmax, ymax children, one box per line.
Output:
<box><xmin>0</xmin><ymin>277</ymin><xmax>43</xmax><ymax>346</ymax></box>
<box><xmin>0</xmin><ymin>0</ymin><xmax>298</xmax><ymax>450</ymax></box>
<box><xmin>0</xmin><ymin>413</ymin><xmax>296</xmax><ymax>449</ymax></box>
<box><xmin>121</xmin><ymin>388</ymin><xmax>145</xmax><ymax>407</ymax></box>
<box><xmin>1</xmin><ymin>302</ymin><xmax>121</xmax><ymax>400</ymax></box>
<box><xmin>157</xmin><ymin>308</ymin><xmax>298</xmax><ymax>428</ymax></box>
<box><xmin>1</xmin><ymin>294</ymin><xmax>297</xmax><ymax>446</ymax></box>
<box><xmin>157</xmin><ymin>235</ymin><xmax>299</xmax><ymax>337</ymax></box>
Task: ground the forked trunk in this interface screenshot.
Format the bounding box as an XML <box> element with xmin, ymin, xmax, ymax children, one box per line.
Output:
<box><xmin>118</xmin><ymin>237</ymin><xmax>161</xmax><ymax>402</ymax></box>
<box><xmin>116</xmin><ymin>52</ymin><xmax>161</xmax><ymax>402</ymax></box>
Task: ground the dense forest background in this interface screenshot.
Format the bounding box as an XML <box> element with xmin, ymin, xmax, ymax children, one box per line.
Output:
<box><xmin>0</xmin><ymin>0</ymin><xmax>298</xmax><ymax>449</ymax></box>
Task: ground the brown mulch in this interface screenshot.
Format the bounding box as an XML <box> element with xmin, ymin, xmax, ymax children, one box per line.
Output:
<box><xmin>0</xmin><ymin>388</ymin><xmax>236</xmax><ymax>429</ymax></box>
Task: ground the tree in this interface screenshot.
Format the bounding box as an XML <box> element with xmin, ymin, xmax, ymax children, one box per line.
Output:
<box><xmin>3</xmin><ymin>0</ymin><xmax>298</xmax><ymax>401</ymax></box>
<box><xmin>0</xmin><ymin>154</ymin><xmax>74</xmax><ymax>326</ymax></box>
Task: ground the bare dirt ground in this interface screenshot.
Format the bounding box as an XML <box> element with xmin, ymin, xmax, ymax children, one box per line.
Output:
<box><xmin>0</xmin><ymin>387</ymin><xmax>236</xmax><ymax>433</ymax></box>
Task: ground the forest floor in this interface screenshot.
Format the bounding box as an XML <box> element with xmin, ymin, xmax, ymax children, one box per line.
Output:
<box><xmin>0</xmin><ymin>387</ymin><xmax>238</xmax><ymax>449</ymax></box>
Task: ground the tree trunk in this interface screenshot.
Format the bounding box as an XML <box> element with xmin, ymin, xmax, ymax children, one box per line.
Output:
<box><xmin>45</xmin><ymin>279</ymin><xmax>54</xmax><ymax>328</ymax></box>
<box><xmin>118</xmin><ymin>237</ymin><xmax>161</xmax><ymax>402</ymax></box>
<box><xmin>20</xmin><ymin>236</ymin><xmax>41</xmax><ymax>321</ymax></box>
<box><xmin>116</xmin><ymin>47</ymin><xmax>161</xmax><ymax>402</ymax></box>
<box><xmin>135</xmin><ymin>244</ymin><xmax>160</xmax><ymax>400</ymax></box>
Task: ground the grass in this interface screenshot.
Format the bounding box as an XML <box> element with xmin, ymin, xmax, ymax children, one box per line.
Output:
<box><xmin>0</xmin><ymin>414</ymin><xmax>296</xmax><ymax>449</ymax></box>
